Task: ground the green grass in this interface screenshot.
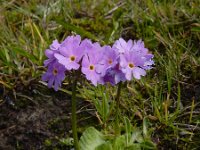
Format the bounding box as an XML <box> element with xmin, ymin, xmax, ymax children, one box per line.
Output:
<box><xmin>0</xmin><ymin>0</ymin><xmax>200</xmax><ymax>149</ymax></box>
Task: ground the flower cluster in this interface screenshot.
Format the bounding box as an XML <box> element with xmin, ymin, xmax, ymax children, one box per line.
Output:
<box><xmin>42</xmin><ymin>35</ymin><xmax>154</xmax><ymax>91</ymax></box>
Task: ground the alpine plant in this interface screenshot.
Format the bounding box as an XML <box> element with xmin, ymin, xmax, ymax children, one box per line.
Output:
<box><xmin>42</xmin><ymin>35</ymin><xmax>154</xmax><ymax>90</ymax></box>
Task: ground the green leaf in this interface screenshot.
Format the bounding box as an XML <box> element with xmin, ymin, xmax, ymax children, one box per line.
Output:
<box><xmin>79</xmin><ymin>127</ymin><xmax>106</xmax><ymax>150</ymax></box>
<box><xmin>140</xmin><ymin>140</ymin><xmax>157</xmax><ymax>150</ymax></box>
<box><xmin>143</xmin><ymin>117</ymin><xmax>148</xmax><ymax>138</ymax></box>
<box><xmin>126</xmin><ymin>144</ymin><xmax>141</xmax><ymax>150</ymax></box>
<box><xmin>59</xmin><ymin>137</ymin><xmax>73</xmax><ymax>146</ymax></box>
<box><xmin>96</xmin><ymin>142</ymin><xmax>112</xmax><ymax>150</ymax></box>
<box><xmin>113</xmin><ymin>135</ymin><xmax>126</xmax><ymax>150</ymax></box>
<box><xmin>191</xmin><ymin>26</ymin><xmax>200</xmax><ymax>32</ymax></box>
<box><xmin>12</xmin><ymin>47</ymin><xmax>38</xmax><ymax>64</ymax></box>
<box><xmin>123</xmin><ymin>117</ymin><xmax>133</xmax><ymax>146</ymax></box>
<box><xmin>131</xmin><ymin>128</ymin><xmax>143</xmax><ymax>143</ymax></box>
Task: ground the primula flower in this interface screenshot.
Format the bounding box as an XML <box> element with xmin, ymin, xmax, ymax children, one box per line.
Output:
<box><xmin>42</xmin><ymin>60</ymin><xmax>66</xmax><ymax>91</ymax></box>
<box><xmin>99</xmin><ymin>45</ymin><xmax>119</xmax><ymax>76</ymax></box>
<box><xmin>131</xmin><ymin>40</ymin><xmax>154</xmax><ymax>70</ymax></box>
<box><xmin>54</xmin><ymin>35</ymin><xmax>85</xmax><ymax>70</ymax></box>
<box><xmin>102</xmin><ymin>64</ymin><xmax>126</xmax><ymax>85</ymax></box>
<box><xmin>120</xmin><ymin>50</ymin><xmax>147</xmax><ymax>80</ymax></box>
<box><xmin>113</xmin><ymin>38</ymin><xmax>153</xmax><ymax>81</ymax></box>
<box><xmin>113</xmin><ymin>38</ymin><xmax>134</xmax><ymax>53</ymax></box>
<box><xmin>44</xmin><ymin>39</ymin><xmax>61</xmax><ymax>66</ymax></box>
<box><xmin>81</xmin><ymin>40</ymin><xmax>104</xmax><ymax>86</ymax></box>
<box><xmin>42</xmin><ymin>35</ymin><xmax>154</xmax><ymax>89</ymax></box>
<box><xmin>143</xmin><ymin>58</ymin><xmax>154</xmax><ymax>70</ymax></box>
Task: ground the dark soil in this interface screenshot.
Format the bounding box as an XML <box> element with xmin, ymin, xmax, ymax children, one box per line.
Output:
<box><xmin>1</xmin><ymin>80</ymin><xmax>200</xmax><ymax>149</ymax></box>
<box><xmin>0</xmin><ymin>82</ymin><xmax>97</xmax><ymax>150</ymax></box>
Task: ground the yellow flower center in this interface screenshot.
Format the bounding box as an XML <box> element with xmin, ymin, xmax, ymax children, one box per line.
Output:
<box><xmin>70</xmin><ymin>56</ymin><xmax>75</xmax><ymax>61</ymax></box>
<box><xmin>128</xmin><ymin>63</ymin><xmax>134</xmax><ymax>68</ymax></box>
<box><xmin>108</xmin><ymin>59</ymin><xmax>112</xmax><ymax>64</ymax></box>
<box><xmin>53</xmin><ymin>69</ymin><xmax>58</xmax><ymax>76</ymax></box>
<box><xmin>89</xmin><ymin>65</ymin><xmax>95</xmax><ymax>70</ymax></box>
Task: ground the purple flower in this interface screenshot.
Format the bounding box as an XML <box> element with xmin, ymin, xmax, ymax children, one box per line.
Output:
<box><xmin>113</xmin><ymin>38</ymin><xmax>133</xmax><ymax>54</ymax></box>
<box><xmin>143</xmin><ymin>59</ymin><xmax>154</xmax><ymax>70</ymax></box>
<box><xmin>81</xmin><ymin>40</ymin><xmax>105</xmax><ymax>86</ymax></box>
<box><xmin>113</xmin><ymin>38</ymin><xmax>153</xmax><ymax>80</ymax></box>
<box><xmin>120</xmin><ymin>50</ymin><xmax>147</xmax><ymax>80</ymax></box>
<box><xmin>42</xmin><ymin>60</ymin><xmax>66</xmax><ymax>91</ymax></box>
<box><xmin>99</xmin><ymin>45</ymin><xmax>119</xmax><ymax>76</ymax></box>
<box><xmin>44</xmin><ymin>39</ymin><xmax>61</xmax><ymax>66</ymax></box>
<box><xmin>102</xmin><ymin>64</ymin><xmax>126</xmax><ymax>85</ymax></box>
<box><xmin>131</xmin><ymin>40</ymin><xmax>154</xmax><ymax>70</ymax></box>
<box><xmin>131</xmin><ymin>40</ymin><xmax>148</xmax><ymax>54</ymax></box>
<box><xmin>54</xmin><ymin>35</ymin><xmax>85</xmax><ymax>70</ymax></box>
<box><xmin>42</xmin><ymin>36</ymin><xmax>154</xmax><ymax>89</ymax></box>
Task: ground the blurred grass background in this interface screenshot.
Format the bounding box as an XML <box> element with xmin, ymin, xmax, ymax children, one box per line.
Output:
<box><xmin>0</xmin><ymin>0</ymin><xmax>200</xmax><ymax>149</ymax></box>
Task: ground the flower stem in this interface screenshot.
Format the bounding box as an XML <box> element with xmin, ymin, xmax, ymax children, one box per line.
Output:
<box><xmin>71</xmin><ymin>77</ymin><xmax>80</xmax><ymax>150</ymax></box>
<box><xmin>115</xmin><ymin>81</ymin><xmax>122</xmax><ymax>135</ymax></box>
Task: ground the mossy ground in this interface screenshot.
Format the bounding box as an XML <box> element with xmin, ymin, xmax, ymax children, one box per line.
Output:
<box><xmin>0</xmin><ymin>0</ymin><xmax>200</xmax><ymax>149</ymax></box>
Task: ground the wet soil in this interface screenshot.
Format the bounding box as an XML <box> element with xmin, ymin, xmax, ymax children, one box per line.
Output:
<box><xmin>0</xmin><ymin>82</ymin><xmax>97</xmax><ymax>150</ymax></box>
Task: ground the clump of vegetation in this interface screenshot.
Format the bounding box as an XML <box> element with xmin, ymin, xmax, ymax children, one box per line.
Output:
<box><xmin>0</xmin><ymin>0</ymin><xmax>200</xmax><ymax>149</ymax></box>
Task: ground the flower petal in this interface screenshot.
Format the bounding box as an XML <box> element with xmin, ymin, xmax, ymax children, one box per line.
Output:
<box><xmin>132</xmin><ymin>67</ymin><xmax>146</xmax><ymax>79</ymax></box>
<box><xmin>54</xmin><ymin>53</ymin><xmax>69</xmax><ymax>69</ymax></box>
